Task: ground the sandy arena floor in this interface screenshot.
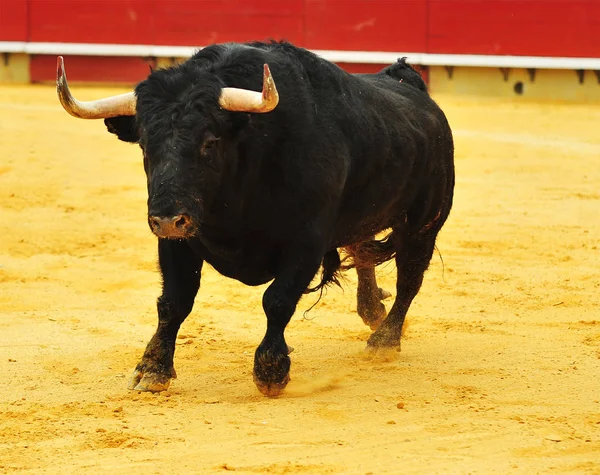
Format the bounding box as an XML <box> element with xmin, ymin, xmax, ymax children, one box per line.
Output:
<box><xmin>0</xmin><ymin>85</ymin><xmax>599</xmax><ymax>474</ymax></box>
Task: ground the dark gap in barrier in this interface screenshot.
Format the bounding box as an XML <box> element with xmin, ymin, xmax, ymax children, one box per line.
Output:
<box><xmin>513</xmin><ymin>81</ymin><xmax>524</xmax><ymax>95</ymax></box>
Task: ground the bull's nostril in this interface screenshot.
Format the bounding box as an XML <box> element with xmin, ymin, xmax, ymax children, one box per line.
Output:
<box><xmin>174</xmin><ymin>215</ymin><xmax>190</xmax><ymax>229</ymax></box>
<box><xmin>149</xmin><ymin>216</ymin><xmax>161</xmax><ymax>231</ymax></box>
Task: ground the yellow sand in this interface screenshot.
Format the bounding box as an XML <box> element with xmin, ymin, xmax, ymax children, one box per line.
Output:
<box><xmin>0</xmin><ymin>85</ymin><xmax>599</xmax><ymax>474</ymax></box>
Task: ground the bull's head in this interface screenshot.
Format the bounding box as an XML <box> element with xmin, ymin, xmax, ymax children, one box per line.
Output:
<box><xmin>56</xmin><ymin>56</ymin><xmax>279</xmax><ymax>239</ymax></box>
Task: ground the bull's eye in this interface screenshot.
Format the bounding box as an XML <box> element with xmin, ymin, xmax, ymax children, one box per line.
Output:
<box><xmin>200</xmin><ymin>135</ymin><xmax>220</xmax><ymax>155</ymax></box>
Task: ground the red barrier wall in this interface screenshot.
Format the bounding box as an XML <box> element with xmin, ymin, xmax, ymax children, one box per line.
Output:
<box><xmin>428</xmin><ymin>0</ymin><xmax>600</xmax><ymax>58</ymax></box>
<box><xmin>153</xmin><ymin>1</ymin><xmax>305</xmax><ymax>46</ymax></box>
<box><xmin>304</xmin><ymin>0</ymin><xmax>428</xmax><ymax>52</ymax></box>
<box><xmin>0</xmin><ymin>1</ymin><xmax>28</xmax><ymax>41</ymax></box>
<box><xmin>28</xmin><ymin>0</ymin><xmax>154</xmax><ymax>44</ymax></box>
<box><xmin>30</xmin><ymin>55</ymin><xmax>151</xmax><ymax>84</ymax></box>
<box><xmin>4</xmin><ymin>0</ymin><xmax>599</xmax><ymax>56</ymax></box>
<box><xmin>2</xmin><ymin>0</ymin><xmax>598</xmax><ymax>82</ymax></box>
<box><xmin>13</xmin><ymin>0</ymin><xmax>598</xmax><ymax>57</ymax></box>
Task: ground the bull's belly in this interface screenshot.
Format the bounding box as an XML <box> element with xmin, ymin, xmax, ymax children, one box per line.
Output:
<box><xmin>208</xmin><ymin>259</ymin><xmax>274</xmax><ymax>286</ymax></box>
<box><xmin>187</xmin><ymin>238</ymin><xmax>275</xmax><ymax>286</ymax></box>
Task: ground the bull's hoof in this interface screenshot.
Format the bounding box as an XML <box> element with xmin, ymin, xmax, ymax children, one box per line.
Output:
<box><xmin>358</xmin><ymin>289</ymin><xmax>391</xmax><ymax>330</ymax></box>
<box><xmin>253</xmin><ymin>372</ymin><xmax>291</xmax><ymax>397</ymax></box>
<box><xmin>363</xmin><ymin>344</ymin><xmax>401</xmax><ymax>362</ymax></box>
<box><xmin>358</xmin><ymin>301</ymin><xmax>387</xmax><ymax>330</ymax></box>
<box><xmin>253</xmin><ymin>348</ymin><xmax>291</xmax><ymax>397</ymax></box>
<box><xmin>364</xmin><ymin>325</ymin><xmax>401</xmax><ymax>361</ymax></box>
<box><xmin>128</xmin><ymin>369</ymin><xmax>173</xmax><ymax>392</ymax></box>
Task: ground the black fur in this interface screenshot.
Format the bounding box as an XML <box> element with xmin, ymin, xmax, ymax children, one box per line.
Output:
<box><xmin>102</xmin><ymin>41</ymin><xmax>454</xmax><ymax>394</ymax></box>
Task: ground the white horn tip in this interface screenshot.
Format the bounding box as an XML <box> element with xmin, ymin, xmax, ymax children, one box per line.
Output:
<box><xmin>261</xmin><ymin>63</ymin><xmax>278</xmax><ymax>109</ymax></box>
<box><xmin>56</xmin><ymin>56</ymin><xmax>65</xmax><ymax>85</ymax></box>
<box><xmin>57</xmin><ymin>56</ymin><xmax>65</xmax><ymax>82</ymax></box>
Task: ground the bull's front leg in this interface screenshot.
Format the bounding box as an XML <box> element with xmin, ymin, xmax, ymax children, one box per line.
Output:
<box><xmin>254</xmin><ymin>245</ymin><xmax>323</xmax><ymax>397</ymax></box>
<box><xmin>129</xmin><ymin>239</ymin><xmax>201</xmax><ymax>392</ymax></box>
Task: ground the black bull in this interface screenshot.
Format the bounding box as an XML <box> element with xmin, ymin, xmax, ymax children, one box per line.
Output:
<box><xmin>57</xmin><ymin>41</ymin><xmax>454</xmax><ymax>396</ymax></box>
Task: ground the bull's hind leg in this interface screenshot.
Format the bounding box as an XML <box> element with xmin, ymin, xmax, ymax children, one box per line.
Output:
<box><xmin>346</xmin><ymin>241</ymin><xmax>392</xmax><ymax>330</ymax></box>
<box><xmin>129</xmin><ymin>239</ymin><xmax>201</xmax><ymax>392</ymax></box>
<box><xmin>366</xmin><ymin>224</ymin><xmax>438</xmax><ymax>355</ymax></box>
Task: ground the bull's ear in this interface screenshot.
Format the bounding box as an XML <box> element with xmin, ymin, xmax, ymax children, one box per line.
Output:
<box><xmin>104</xmin><ymin>116</ymin><xmax>139</xmax><ymax>143</ymax></box>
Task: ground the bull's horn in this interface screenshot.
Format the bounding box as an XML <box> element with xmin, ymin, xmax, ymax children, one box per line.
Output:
<box><xmin>219</xmin><ymin>64</ymin><xmax>279</xmax><ymax>113</ymax></box>
<box><xmin>56</xmin><ymin>56</ymin><xmax>136</xmax><ymax>119</ymax></box>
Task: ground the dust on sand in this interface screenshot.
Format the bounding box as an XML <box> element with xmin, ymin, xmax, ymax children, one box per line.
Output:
<box><xmin>1</xmin><ymin>86</ymin><xmax>599</xmax><ymax>474</ymax></box>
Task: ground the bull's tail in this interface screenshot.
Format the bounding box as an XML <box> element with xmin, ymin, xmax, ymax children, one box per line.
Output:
<box><xmin>342</xmin><ymin>232</ymin><xmax>396</xmax><ymax>270</ymax></box>
<box><xmin>305</xmin><ymin>249</ymin><xmax>343</xmax><ymax>294</ymax></box>
<box><xmin>302</xmin><ymin>250</ymin><xmax>343</xmax><ymax>318</ymax></box>
<box><xmin>379</xmin><ymin>57</ymin><xmax>428</xmax><ymax>93</ymax></box>
<box><xmin>304</xmin><ymin>232</ymin><xmax>397</xmax><ymax>296</ymax></box>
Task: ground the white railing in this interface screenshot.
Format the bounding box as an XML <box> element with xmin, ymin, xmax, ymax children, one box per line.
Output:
<box><xmin>2</xmin><ymin>41</ymin><xmax>599</xmax><ymax>70</ymax></box>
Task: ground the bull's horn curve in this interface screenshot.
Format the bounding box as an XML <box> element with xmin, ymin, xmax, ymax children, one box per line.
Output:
<box><xmin>56</xmin><ymin>56</ymin><xmax>136</xmax><ymax>119</ymax></box>
<box><xmin>219</xmin><ymin>64</ymin><xmax>279</xmax><ymax>113</ymax></box>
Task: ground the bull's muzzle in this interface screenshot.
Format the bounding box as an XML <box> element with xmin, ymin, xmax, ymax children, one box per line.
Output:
<box><xmin>148</xmin><ymin>214</ymin><xmax>193</xmax><ymax>239</ymax></box>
